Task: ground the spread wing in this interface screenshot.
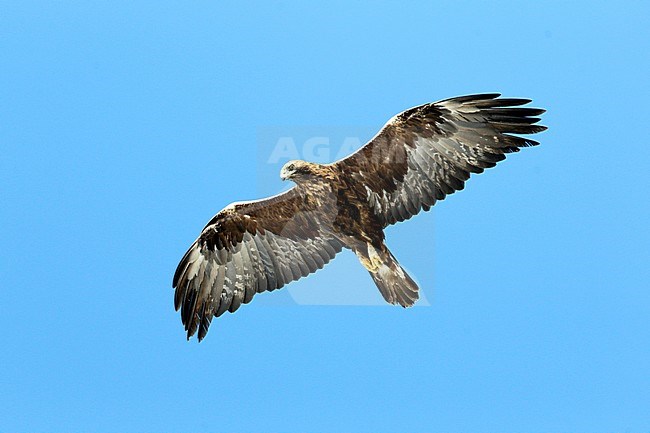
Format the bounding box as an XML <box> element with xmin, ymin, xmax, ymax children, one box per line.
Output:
<box><xmin>172</xmin><ymin>187</ymin><xmax>343</xmax><ymax>341</ymax></box>
<box><xmin>334</xmin><ymin>93</ymin><xmax>546</xmax><ymax>226</ymax></box>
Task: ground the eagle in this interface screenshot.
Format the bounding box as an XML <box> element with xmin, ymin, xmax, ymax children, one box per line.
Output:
<box><xmin>173</xmin><ymin>93</ymin><xmax>546</xmax><ymax>341</ymax></box>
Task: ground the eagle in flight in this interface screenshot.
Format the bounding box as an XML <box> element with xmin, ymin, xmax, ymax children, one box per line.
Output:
<box><xmin>173</xmin><ymin>93</ymin><xmax>546</xmax><ymax>341</ymax></box>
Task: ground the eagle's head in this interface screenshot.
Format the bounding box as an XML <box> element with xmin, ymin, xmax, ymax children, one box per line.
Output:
<box><xmin>280</xmin><ymin>160</ymin><xmax>319</xmax><ymax>183</ymax></box>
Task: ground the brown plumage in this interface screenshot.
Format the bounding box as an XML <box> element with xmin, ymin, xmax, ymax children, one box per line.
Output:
<box><xmin>173</xmin><ymin>93</ymin><xmax>546</xmax><ymax>340</ymax></box>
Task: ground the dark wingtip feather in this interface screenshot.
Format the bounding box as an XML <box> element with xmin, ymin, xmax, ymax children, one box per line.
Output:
<box><xmin>474</xmin><ymin>97</ymin><xmax>533</xmax><ymax>108</ymax></box>
<box><xmin>174</xmin><ymin>286</ymin><xmax>183</xmax><ymax>311</ymax></box>
<box><xmin>197</xmin><ymin>309</ymin><xmax>213</xmax><ymax>342</ymax></box>
<box><xmin>443</xmin><ymin>93</ymin><xmax>501</xmax><ymax>103</ymax></box>
<box><xmin>478</xmin><ymin>95</ymin><xmax>547</xmax><ymax>140</ymax></box>
<box><xmin>186</xmin><ymin>309</ymin><xmax>200</xmax><ymax>338</ymax></box>
<box><xmin>172</xmin><ymin>245</ymin><xmax>194</xmax><ymax>288</ymax></box>
<box><xmin>503</xmin><ymin>136</ymin><xmax>541</xmax><ymax>148</ymax></box>
<box><xmin>181</xmin><ymin>289</ymin><xmax>198</xmax><ymax>332</ymax></box>
<box><xmin>493</xmin><ymin>123</ymin><xmax>547</xmax><ymax>134</ymax></box>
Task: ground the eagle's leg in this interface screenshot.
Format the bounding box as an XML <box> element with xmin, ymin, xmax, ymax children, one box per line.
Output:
<box><xmin>352</xmin><ymin>241</ymin><xmax>420</xmax><ymax>307</ymax></box>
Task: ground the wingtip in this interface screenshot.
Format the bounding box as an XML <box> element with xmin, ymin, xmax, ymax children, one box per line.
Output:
<box><xmin>442</xmin><ymin>93</ymin><xmax>501</xmax><ymax>104</ymax></box>
<box><xmin>472</xmin><ymin>92</ymin><xmax>502</xmax><ymax>100</ymax></box>
<box><xmin>183</xmin><ymin>321</ymin><xmax>193</xmax><ymax>341</ymax></box>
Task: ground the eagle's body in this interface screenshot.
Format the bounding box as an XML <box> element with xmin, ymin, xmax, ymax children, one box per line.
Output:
<box><xmin>173</xmin><ymin>93</ymin><xmax>546</xmax><ymax>340</ymax></box>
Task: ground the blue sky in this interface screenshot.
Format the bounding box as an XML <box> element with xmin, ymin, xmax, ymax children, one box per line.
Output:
<box><xmin>1</xmin><ymin>1</ymin><xmax>649</xmax><ymax>432</ymax></box>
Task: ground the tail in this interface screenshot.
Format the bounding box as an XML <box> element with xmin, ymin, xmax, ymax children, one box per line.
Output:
<box><xmin>368</xmin><ymin>248</ymin><xmax>419</xmax><ymax>307</ymax></box>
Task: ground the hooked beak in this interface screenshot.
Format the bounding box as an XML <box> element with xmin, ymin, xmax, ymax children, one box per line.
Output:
<box><xmin>280</xmin><ymin>168</ymin><xmax>292</xmax><ymax>181</ymax></box>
